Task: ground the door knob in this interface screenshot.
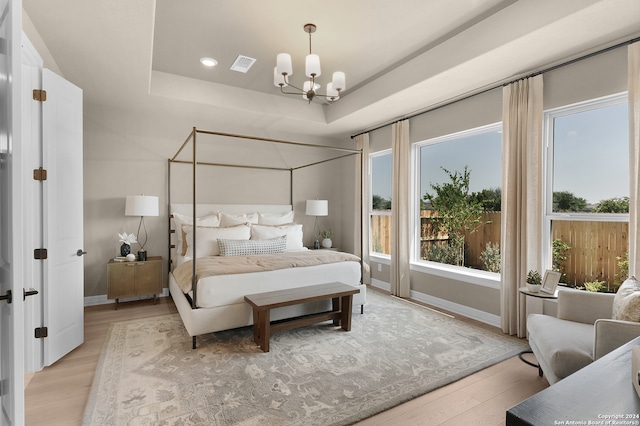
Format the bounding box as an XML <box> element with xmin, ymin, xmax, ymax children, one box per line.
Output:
<box><xmin>24</xmin><ymin>288</ymin><xmax>39</xmax><ymax>300</ymax></box>
<box><xmin>76</xmin><ymin>249</ymin><xmax>87</xmax><ymax>256</ymax></box>
<box><xmin>0</xmin><ymin>290</ymin><xmax>12</xmax><ymax>304</ymax></box>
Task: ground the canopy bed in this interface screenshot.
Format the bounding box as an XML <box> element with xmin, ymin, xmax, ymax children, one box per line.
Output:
<box><xmin>167</xmin><ymin>128</ymin><xmax>366</xmax><ymax>348</ymax></box>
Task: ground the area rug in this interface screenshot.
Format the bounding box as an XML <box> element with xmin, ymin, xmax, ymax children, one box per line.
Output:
<box><xmin>83</xmin><ymin>291</ymin><xmax>529</xmax><ymax>425</ymax></box>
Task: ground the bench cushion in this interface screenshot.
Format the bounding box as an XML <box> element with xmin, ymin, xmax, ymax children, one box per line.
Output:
<box><xmin>528</xmin><ymin>313</ymin><xmax>594</xmax><ymax>380</ymax></box>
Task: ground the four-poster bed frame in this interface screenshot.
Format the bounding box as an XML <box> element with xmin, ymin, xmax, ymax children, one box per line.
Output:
<box><xmin>167</xmin><ymin>127</ymin><xmax>364</xmax><ymax>348</ymax></box>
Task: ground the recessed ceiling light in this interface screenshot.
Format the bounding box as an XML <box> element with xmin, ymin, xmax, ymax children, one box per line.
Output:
<box><xmin>200</xmin><ymin>57</ymin><xmax>218</xmax><ymax>67</ymax></box>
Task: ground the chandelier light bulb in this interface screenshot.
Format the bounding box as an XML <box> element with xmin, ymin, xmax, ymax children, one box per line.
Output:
<box><xmin>332</xmin><ymin>71</ymin><xmax>346</xmax><ymax>92</ymax></box>
<box><xmin>326</xmin><ymin>82</ymin><xmax>339</xmax><ymax>100</ymax></box>
<box><xmin>276</xmin><ymin>53</ymin><xmax>293</xmax><ymax>76</ymax></box>
<box><xmin>274</xmin><ymin>67</ymin><xmax>287</xmax><ymax>87</ymax></box>
<box><xmin>305</xmin><ymin>54</ymin><xmax>321</xmax><ymax>77</ymax></box>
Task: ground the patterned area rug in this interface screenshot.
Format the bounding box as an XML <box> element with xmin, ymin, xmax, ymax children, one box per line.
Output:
<box><xmin>83</xmin><ymin>290</ymin><xmax>529</xmax><ymax>425</ymax></box>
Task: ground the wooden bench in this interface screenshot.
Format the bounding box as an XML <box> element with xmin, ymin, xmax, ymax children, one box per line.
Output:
<box><xmin>244</xmin><ymin>282</ymin><xmax>360</xmax><ymax>352</ymax></box>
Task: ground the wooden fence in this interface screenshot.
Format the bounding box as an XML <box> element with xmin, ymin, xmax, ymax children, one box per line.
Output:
<box><xmin>371</xmin><ymin>210</ymin><xmax>628</xmax><ymax>286</ymax></box>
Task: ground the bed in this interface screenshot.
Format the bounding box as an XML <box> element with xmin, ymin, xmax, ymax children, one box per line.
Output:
<box><xmin>167</xmin><ymin>129</ymin><xmax>366</xmax><ymax>348</ymax></box>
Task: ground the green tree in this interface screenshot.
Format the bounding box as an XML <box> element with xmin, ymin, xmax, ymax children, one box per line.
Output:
<box><xmin>372</xmin><ymin>194</ymin><xmax>391</xmax><ymax>210</ymax></box>
<box><xmin>423</xmin><ymin>166</ymin><xmax>484</xmax><ymax>266</ymax></box>
<box><xmin>553</xmin><ymin>191</ymin><xmax>588</xmax><ymax>212</ymax></box>
<box><xmin>471</xmin><ymin>187</ymin><xmax>501</xmax><ymax>212</ymax></box>
<box><xmin>593</xmin><ymin>196</ymin><xmax>629</xmax><ymax>213</ymax></box>
<box><xmin>552</xmin><ymin>238</ymin><xmax>570</xmax><ymax>283</ymax></box>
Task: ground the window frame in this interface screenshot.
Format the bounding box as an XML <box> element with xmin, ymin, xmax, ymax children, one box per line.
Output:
<box><xmin>369</xmin><ymin>149</ymin><xmax>392</xmax><ymax>258</ymax></box>
<box><xmin>543</xmin><ymin>93</ymin><xmax>629</xmax><ymax>270</ymax></box>
<box><xmin>410</xmin><ymin>123</ymin><xmax>503</xmax><ymax>289</ymax></box>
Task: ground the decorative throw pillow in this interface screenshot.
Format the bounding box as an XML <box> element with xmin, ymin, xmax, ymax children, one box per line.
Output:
<box><xmin>250</xmin><ymin>223</ymin><xmax>304</xmax><ymax>251</ymax></box>
<box><xmin>220</xmin><ymin>212</ymin><xmax>259</xmax><ymax>227</ymax></box>
<box><xmin>612</xmin><ymin>276</ymin><xmax>640</xmax><ymax>322</ymax></box>
<box><xmin>258</xmin><ymin>211</ymin><xmax>295</xmax><ymax>225</ymax></box>
<box><xmin>183</xmin><ymin>224</ymin><xmax>251</xmax><ymax>258</ymax></box>
<box><xmin>172</xmin><ymin>212</ymin><xmax>220</xmax><ymax>256</ymax></box>
<box><xmin>218</xmin><ymin>236</ymin><xmax>287</xmax><ymax>256</ymax></box>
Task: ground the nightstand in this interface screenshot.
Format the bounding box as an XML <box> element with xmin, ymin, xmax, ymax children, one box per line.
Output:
<box><xmin>107</xmin><ymin>256</ymin><xmax>163</xmax><ymax>309</ymax></box>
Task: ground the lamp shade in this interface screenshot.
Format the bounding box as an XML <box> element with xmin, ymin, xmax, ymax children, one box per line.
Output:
<box><xmin>276</xmin><ymin>53</ymin><xmax>293</xmax><ymax>76</ymax></box>
<box><xmin>332</xmin><ymin>71</ymin><xmax>346</xmax><ymax>91</ymax></box>
<box><xmin>306</xmin><ymin>199</ymin><xmax>328</xmax><ymax>216</ymax></box>
<box><xmin>305</xmin><ymin>54</ymin><xmax>321</xmax><ymax>77</ymax></box>
<box><xmin>274</xmin><ymin>66</ymin><xmax>287</xmax><ymax>87</ymax></box>
<box><xmin>125</xmin><ymin>195</ymin><xmax>159</xmax><ymax>217</ymax></box>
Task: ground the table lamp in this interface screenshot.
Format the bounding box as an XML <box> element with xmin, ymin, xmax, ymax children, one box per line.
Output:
<box><xmin>125</xmin><ymin>195</ymin><xmax>159</xmax><ymax>260</ymax></box>
<box><xmin>306</xmin><ymin>199</ymin><xmax>328</xmax><ymax>249</ymax></box>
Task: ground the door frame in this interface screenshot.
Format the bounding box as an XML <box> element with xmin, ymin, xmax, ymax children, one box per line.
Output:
<box><xmin>1</xmin><ymin>0</ymin><xmax>25</xmax><ymax>424</ymax></box>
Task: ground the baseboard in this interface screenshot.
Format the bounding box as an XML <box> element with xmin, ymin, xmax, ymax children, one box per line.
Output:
<box><xmin>370</xmin><ymin>278</ymin><xmax>500</xmax><ymax>328</ymax></box>
<box><xmin>84</xmin><ymin>288</ymin><xmax>170</xmax><ymax>307</ymax></box>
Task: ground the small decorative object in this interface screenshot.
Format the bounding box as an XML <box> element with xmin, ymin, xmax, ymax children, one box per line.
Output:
<box><xmin>526</xmin><ymin>270</ymin><xmax>542</xmax><ymax>292</ymax></box>
<box><xmin>321</xmin><ymin>229</ymin><xmax>332</xmax><ymax>248</ymax></box>
<box><xmin>118</xmin><ymin>233</ymin><xmax>137</xmax><ymax>257</ymax></box>
<box><xmin>541</xmin><ymin>269</ymin><xmax>562</xmax><ymax>294</ymax></box>
<box><xmin>125</xmin><ymin>253</ymin><xmax>136</xmax><ymax>262</ymax></box>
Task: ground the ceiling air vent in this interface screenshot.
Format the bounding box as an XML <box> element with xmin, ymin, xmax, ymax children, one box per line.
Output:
<box><xmin>230</xmin><ymin>55</ymin><xmax>256</xmax><ymax>73</ymax></box>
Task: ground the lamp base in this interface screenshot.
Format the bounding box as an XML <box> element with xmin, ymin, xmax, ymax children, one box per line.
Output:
<box><xmin>313</xmin><ymin>240</ymin><xmax>320</xmax><ymax>250</ymax></box>
<box><xmin>137</xmin><ymin>250</ymin><xmax>147</xmax><ymax>261</ymax></box>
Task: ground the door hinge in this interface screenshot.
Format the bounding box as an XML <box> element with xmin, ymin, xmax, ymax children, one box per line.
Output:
<box><xmin>33</xmin><ymin>168</ymin><xmax>48</xmax><ymax>181</ymax></box>
<box><xmin>34</xmin><ymin>248</ymin><xmax>48</xmax><ymax>260</ymax></box>
<box><xmin>35</xmin><ymin>327</ymin><xmax>48</xmax><ymax>339</ymax></box>
<box><xmin>33</xmin><ymin>89</ymin><xmax>47</xmax><ymax>102</ymax></box>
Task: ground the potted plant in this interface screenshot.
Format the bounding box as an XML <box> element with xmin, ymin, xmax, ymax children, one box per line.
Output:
<box><xmin>320</xmin><ymin>229</ymin><xmax>332</xmax><ymax>249</ymax></box>
<box><xmin>526</xmin><ymin>270</ymin><xmax>542</xmax><ymax>292</ymax></box>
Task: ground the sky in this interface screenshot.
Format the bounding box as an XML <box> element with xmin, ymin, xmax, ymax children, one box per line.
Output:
<box><xmin>371</xmin><ymin>100</ymin><xmax>629</xmax><ymax>206</ymax></box>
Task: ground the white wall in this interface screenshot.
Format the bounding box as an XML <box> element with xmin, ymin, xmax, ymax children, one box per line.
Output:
<box><xmin>81</xmin><ymin>102</ymin><xmax>355</xmax><ymax>297</ymax></box>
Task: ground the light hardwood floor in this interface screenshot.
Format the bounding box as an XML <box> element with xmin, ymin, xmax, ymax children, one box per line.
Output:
<box><xmin>24</xmin><ymin>293</ymin><xmax>548</xmax><ymax>425</ymax></box>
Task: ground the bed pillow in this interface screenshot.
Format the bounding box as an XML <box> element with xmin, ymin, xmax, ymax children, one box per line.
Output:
<box><xmin>218</xmin><ymin>236</ymin><xmax>287</xmax><ymax>256</ymax></box>
<box><xmin>258</xmin><ymin>211</ymin><xmax>295</xmax><ymax>225</ymax></box>
<box><xmin>612</xmin><ymin>276</ymin><xmax>640</xmax><ymax>322</ymax></box>
<box><xmin>251</xmin><ymin>223</ymin><xmax>304</xmax><ymax>251</ymax></box>
<box><xmin>172</xmin><ymin>212</ymin><xmax>220</xmax><ymax>256</ymax></box>
<box><xmin>183</xmin><ymin>224</ymin><xmax>251</xmax><ymax>258</ymax></box>
<box><xmin>220</xmin><ymin>212</ymin><xmax>259</xmax><ymax>227</ymax></box>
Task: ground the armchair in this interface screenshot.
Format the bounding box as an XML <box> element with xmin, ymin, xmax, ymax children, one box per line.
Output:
<box><xmin>527</xmin><ymin>285</ymin><xmax>640</xmax><ymax>385</ymax></box>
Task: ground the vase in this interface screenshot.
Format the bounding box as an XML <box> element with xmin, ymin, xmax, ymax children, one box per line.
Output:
<box><xmin>322</xmin><ymin>238</ymin><xmax>332</xmax><ymax>249</ymax></box>
<box><xmin>120</xmin><ymin>243</ymin><xmax>131</xmax><ymax>257</ymax></box>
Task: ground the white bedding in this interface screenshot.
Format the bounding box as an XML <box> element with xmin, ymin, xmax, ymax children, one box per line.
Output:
<box><xmin>188</xmin><ymin>260</ymin><xmax>362</xmax><ymax>308</ymax></box>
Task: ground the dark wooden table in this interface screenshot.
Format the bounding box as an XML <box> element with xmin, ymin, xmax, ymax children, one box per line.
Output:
<box><xmin>244</xmin><ymin>282</ymin><xmax>359</xmax><ymax>352</ymax></box>
<box><xmin>507</xmin><ymin>336</ymin><xmax>640</xmax><ymax>425</ymax></box>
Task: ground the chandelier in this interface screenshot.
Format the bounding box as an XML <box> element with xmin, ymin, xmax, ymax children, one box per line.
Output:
<box><xmin>274</xmin><ymin>23</ymin><xmax>346</xmax><ymax>103</ymax></box>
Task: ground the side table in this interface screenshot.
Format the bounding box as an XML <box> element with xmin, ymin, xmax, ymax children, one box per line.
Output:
<box><xmin>107</xmin><ymin>256</ymin><xmax>163</xmax><ymax>309</ymax></box>
<box><xmin>518</xmin><ymin>287</ymin><xmax>558</xmax><ymax>372</ymax></box>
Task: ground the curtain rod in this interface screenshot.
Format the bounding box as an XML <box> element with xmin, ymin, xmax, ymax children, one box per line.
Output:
<box><xmin>351</xmin><ymin>35</ymin><xmax>640</xmax><ymax>139</ymax></box>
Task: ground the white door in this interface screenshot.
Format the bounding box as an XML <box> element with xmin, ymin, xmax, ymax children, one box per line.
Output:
<box><xmin>1</xmin><ymin>0</ymin><xmax>24</xmax><ymax>424</ymax></box>
<box><xmin>42</xmin><ymin>69</ymin><xmax>84</xmax><ymax>366</ymax></box>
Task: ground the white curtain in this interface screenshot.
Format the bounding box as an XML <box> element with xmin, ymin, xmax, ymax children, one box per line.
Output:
<box><xmin>628</xmin><ymin>42</ymin><xmax>640</xmax><ymax>277</ymax></box>
<box><xmin>354</xmin><ymin>133</ymin><xmax>371</xmax><ymax>284</ymax></box>
<box><xmin>391</xmin><ymin>120</ymin><xmax>411</xmax><ymax>297</ymax></box>
<box><xmin>501</xmin><ymin>75</ymin><xmax>544</xmax><ymax>337</ymax></box>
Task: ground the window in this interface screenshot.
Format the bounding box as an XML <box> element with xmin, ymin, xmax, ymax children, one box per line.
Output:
<box><xmin>415</xmin><ymin>124</ymin><xmax>502</xmax><ymax>273</ymax></box>
<box><xmin>545</xmin><ymin>93</ymin><xmax>629</xmax><ymax>291</ymax></box>
<box><xmin>370</xmin><ymin>150</ymin><xmax>392</xmax><ymax>255</ymax></box>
